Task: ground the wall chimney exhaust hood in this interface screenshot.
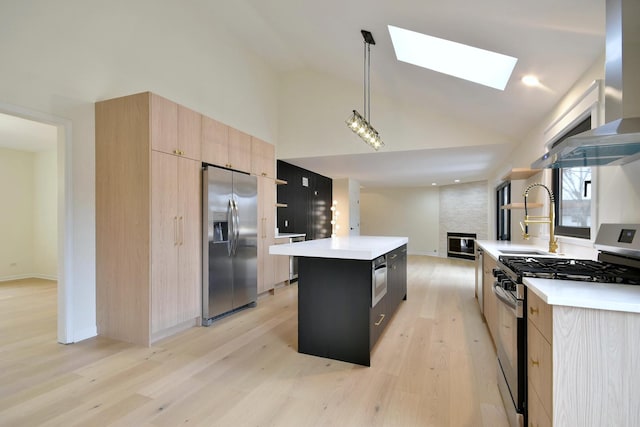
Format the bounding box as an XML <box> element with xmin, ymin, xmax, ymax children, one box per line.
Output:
<box><xmin>532</xmin><ymin>0</ymin><xmax>640</xmax><ymax>169</ymax></box>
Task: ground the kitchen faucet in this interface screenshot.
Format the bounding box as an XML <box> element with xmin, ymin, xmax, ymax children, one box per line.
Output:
<box><xmin>520</xmin><ymin>183</ymin><xmax>558</xmax><ymax>253</ymax></box>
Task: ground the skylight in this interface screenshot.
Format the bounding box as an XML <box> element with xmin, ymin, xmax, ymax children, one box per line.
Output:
<box><xmin>388</xmin><ymin>25</ymin><xmax>517</xmax><ymax>91</ymax></box>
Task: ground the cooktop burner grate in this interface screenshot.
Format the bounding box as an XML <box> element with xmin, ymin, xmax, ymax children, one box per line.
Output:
<box><xmin>498</xmin><ymin>256</ymin><xmax>640</xmax><ymax>285</ymax></box>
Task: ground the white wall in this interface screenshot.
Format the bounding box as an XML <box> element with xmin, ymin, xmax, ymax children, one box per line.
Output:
<box><xmin>360</xmin><ymin>187</ymin><xmax>439</xmax><ymax>256</ymax></box>
<box><xmin>0</xmin><ymin>0</ymin><xmax>280</xmax><ymax>342</ymax></box>
<box><xmin>33</xmin><ymin>148</ymin><xmax>58</xmax><ymax>278</ymax></box>
<box><xmin>0</xmin><ymin>147</ymin><xmax>57</xmax><ymax>280</ymax></box>
<box><xmin>0</xmin><ymin>148</ymin><xmax>34</xmax><ymax>279</ymax></box>
<box><xmin>333</xmin><ymin>178</ymin><xmax>360</xmax><ymax>236</ymax></box>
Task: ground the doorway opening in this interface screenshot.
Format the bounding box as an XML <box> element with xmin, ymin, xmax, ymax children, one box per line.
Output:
<box><xmin>0</xmin><ymin>102</ymin><xmax>73</xmax><ymax>344</ymax></box>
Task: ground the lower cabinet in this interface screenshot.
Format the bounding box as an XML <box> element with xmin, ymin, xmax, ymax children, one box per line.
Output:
<box><xmin>150</xmin><ymin>151</ymin><xmax>202</xmax><ymax>338</ymax></box>
<box><xmin>273</xmin><ymin>239</ymin><xmax>291</xmax><ymax>285</ymax></box>
<box><xmin>527</xmin><ymin>290</ymin><xmax>553</xmax><ymax>426</ymax></box>
<box><xmin>257</xmin><ymin>176</ymin><xmax>277</xmax><ymax>294</ymax></box>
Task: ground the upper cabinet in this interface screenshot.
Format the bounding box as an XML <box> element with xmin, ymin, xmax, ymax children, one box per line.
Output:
<box><xmin>228</xmin><ymin>127</ymin><xmax>252</xmax><ymax>173</ymax></box>
<box><xmin>201</xmin><ymin>116</ymin><xmax>251</xmax><ymax>173</ymax></box>
<box><xmin>150</xmin><ymin>93</ymin><xmax>201</xmax><ymax>161</ymax></box>
<box><xmin>251</xmin><ymin>136</ymin><xmax>275</xmax><ymax>178</ymax></box>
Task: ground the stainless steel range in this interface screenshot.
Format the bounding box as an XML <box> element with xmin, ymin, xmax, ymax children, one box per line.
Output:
<box><xmin>492</xmin><ymin>223</ymin><xmax>640</xmax><ymax>427</ymax></box>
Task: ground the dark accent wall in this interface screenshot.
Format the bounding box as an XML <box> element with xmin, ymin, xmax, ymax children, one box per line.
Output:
<box><xmin>277</xmin><ymin>160</ymin><xmax>332</xmax><ymax>240</ymax></box>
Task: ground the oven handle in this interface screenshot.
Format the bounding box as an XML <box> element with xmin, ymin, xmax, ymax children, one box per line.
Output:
<box><xmin>493</xmin><ymin>284</ymin><xmax>524</xmax><ymax>318</ymax></box>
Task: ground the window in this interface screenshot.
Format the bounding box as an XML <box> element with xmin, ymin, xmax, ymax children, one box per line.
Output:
<box><xmin>496</xmin><ymin>181</ymin><xmax>511</xmax><ymax>240</ymax></box>
<box><xmin>552</xmin><ymin>117</ymin><xmax>592</xmax><ymax>239</ymax></box>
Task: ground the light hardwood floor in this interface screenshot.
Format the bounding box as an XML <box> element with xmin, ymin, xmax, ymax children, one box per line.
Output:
<box><xmin>0</xmin><ymin>257</ymin><xmax>508</xmax><ymax>427</ymax></box>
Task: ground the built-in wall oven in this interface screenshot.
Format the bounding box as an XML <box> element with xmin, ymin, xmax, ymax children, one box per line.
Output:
<box><xmin>372</xmin><ymin>255</ymin><xmax>387</xmax><ymax>307</ymax></box>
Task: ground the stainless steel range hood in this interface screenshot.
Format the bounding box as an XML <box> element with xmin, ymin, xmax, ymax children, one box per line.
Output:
<box><xmin>532</xmin><ymin>0</ymin><xmax>640</xmax><ymax>169</ymax></box>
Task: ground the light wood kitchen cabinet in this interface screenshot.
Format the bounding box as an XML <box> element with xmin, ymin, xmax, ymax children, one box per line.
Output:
<box><xmin>274</xmin><ymin>240</ymin><xmax>291</xmax><ymax>285</ymax></box>
<box><xmin>482</xmin><ymin>254</ymin><xmax>498</xmax><ymax>344</ymax></box>
<box><xmin>527</xmin><ymin>290</ymin><xmax>552</xmax><ymax>427</ymax></box>
<box><xmin>257</xmin><ymin>175</ymin><xmax>277</xmax><ymax>293</ymax></box>
<box><xmin>150</xmin><ymin>151</ymin><xmax>201</xmax><ymax>335</ymax></box>
<box><xmin>251</xmin><ymin>136</ymin><xmax>275</xmax><ymax>178</ymax></box>
<box><xmin>201</xmin><ymin>115</ymin><xmax>251</xmax><ymax>173</ymax></box>
<box><xmin>150</xmin><ymin>93</ymin><xmax>201</xmax><ymax>161</ymax></box>
<box><xmin>96</xmin><ymin>92</ymin><xmax>201</xmax><ymax>346</ymax></box>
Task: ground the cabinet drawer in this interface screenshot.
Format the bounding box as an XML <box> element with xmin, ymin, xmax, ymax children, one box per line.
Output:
<box><xmin>528</xmin><ymin>289</ymin><xmax>552</xmax><ymax>341</ymax></box>
<box><xmin>528</xmin><ymin>319</ymin><xmax>552</xmax><ymax>417</ymax></box>
<box><xmin>528</xmin><ymin>379</ymin><xmax>552</xmax><ymax>427</ymax></box>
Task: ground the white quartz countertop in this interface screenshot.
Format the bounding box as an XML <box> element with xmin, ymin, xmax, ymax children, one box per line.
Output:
<box><xmin>477</xmin><ymin>241</ymin><xmax>640</xmax><ymax>313</ymax></box>
<box><xmin>275</xmin><ymin>233</ymin><xmax>306</xmax><ymax>239</ymax></box>
<box><xmin>269</xmin><ymin>236</ymin><xmax>408</xmax><ymax>260</ymax></box>
<box><xmin>476</xmin><ymin>240</ymin><xmax>562</xmax><ymax>261</ymax></box>
<box><xmin>525</xmin><ymin>277</ymin><xmax>640</xmax><ymax>314</ymax></box>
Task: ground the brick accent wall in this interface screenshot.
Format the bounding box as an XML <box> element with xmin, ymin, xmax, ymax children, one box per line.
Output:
<box><xmin>439</xmin><ymin>181</ymin><xmax>488</xmax><ymax>258</ymax></box>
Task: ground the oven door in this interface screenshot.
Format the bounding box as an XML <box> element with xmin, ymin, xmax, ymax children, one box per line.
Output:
<box><xmin>493</xmin><ymin>284</ymin><xmax>525</xmax><ymax>427</ymax></box>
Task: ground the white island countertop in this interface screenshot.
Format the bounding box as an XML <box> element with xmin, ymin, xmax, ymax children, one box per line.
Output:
<box><xmin>269</xmin><ymin>236</ymin><xmax>408</xmax><ymax>260</ymax></box>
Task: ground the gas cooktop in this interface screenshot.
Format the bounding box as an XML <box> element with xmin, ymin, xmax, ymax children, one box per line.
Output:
<box><xmin>498</xmin><ymin>255</ymin><xmax>640</xmax><ymax>285</ymax></box>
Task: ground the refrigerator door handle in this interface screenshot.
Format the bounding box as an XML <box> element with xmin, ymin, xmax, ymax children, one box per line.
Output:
<box><xmin>227</xmin><ymin>199</ymin><xmax>234</xmax><ymax>257</ymax></box>
<box><xmin>232</xmin><ymin>199</ymin><xmax>240</xmax><ymax>256</ymax></box>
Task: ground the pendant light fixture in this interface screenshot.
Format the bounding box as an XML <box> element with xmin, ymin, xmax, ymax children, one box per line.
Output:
<box><xmin>346</xmin><ymin>30</ymin><xmax>384</xmax><ymax>151</ymax></box>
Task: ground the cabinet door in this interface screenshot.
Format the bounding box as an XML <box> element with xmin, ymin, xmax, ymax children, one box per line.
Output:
<box><xmin>150</xmin><ymin>93</ymin><xmax>178</xmax><ymax>155</ymax></box>
<box><xmin>177</xmin><ymin>157</ymin><xmax>202</xmax><ymax>322</ymax></box>
<box><xmin>228</xmin><ymin>127</ymin><xmax>251</xmax><ymax>173</ymax></box>
<box><xmin>370</xmin><ymin>295</ymin><xmax>387</xmax><ymax>349</ymax></box>
<box><xmin>151</xmin><ymin>151</ymin><xmax>179</xmax><ymax>334</ymax></box>
<box><xmin>274</xmin><ymin>242</ymin><xmax>290</xmax><ymax>284</ymax></box>
<box><xmin>528</xmin><ymin>380</ymin><xmax>552</xmax><ymax>427</ymax></box>
<box><xmin>178</xmin><ymin>105</ymin><xmax>202</xmax><ymax>161</ymax></box>
<box><xmin>482</xmin><ymin>255</ymin><xmax>498</xmax><ymax>343</ymax></box>
<box><xmin>528</xmin><ymin>318</ymin><xmax>553</xmax><ymax>418</ymax></box>
<box><xmin>257</xmin><ymin>176</ymin><xmax>276</xmax><ymax>293</ymax></box>
<box><xmin>202</xmin><ymin>116</ymin><xmax>229</xmax><ymax>167</ymax></box>
<box><xmin>251</xmin><ymin>137</ymin><xmax>275</xmax><ymax>178</ymax></box>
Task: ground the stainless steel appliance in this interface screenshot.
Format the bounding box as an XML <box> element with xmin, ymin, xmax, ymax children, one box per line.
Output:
<box><xmin>289</xmin><ymin>235</ymin><xmax>306</xmax><ymax>281</ymax></box>
<box><xmin>202</xmin><ymin>165</ymin><xmax>258</xmax><ymax>325</ymax></box>
<box><xmin>372</xmin><ymin>255</ymin><xmax>387</xmax><ymax>307</ymax></box>
<box><xmin>492</xmin><ymin>223</ymin><xmax>640</xmax><ymax>426</ymax></box>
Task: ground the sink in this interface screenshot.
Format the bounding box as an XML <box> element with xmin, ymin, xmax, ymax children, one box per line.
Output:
<box><xmin>498</xmin><ymin>249</ymin><xmax>549</xmax><ymax>255</ymax></box>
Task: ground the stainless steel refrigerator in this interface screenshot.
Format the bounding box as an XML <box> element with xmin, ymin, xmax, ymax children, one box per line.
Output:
<box><xmin>202</xmin><ymin>165</ymin><xmax>257</xmax><ymax>325</ymax></box>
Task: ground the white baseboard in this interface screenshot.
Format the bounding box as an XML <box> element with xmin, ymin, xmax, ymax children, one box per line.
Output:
<box><xmin>69</xmin><ymin>326</ymin><xmax>98</xmax><ymax>344</ymax></box>
<box><xmin>0</xmin><ymin>274</ymin><xmax>58</xmax><ymax>283</ymax></box>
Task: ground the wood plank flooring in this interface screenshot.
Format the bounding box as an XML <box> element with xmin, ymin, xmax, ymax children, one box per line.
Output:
<box><xmin>0</xmin><ymin>257</ymin><xmax>508</xmax><ymax>426</ymax></box>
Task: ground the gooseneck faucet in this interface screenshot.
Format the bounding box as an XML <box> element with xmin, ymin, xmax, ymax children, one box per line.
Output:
<box><xmin>520</xmin><ymin>183</ymin><xmax>558</xmax><ymax>253</ymax></box>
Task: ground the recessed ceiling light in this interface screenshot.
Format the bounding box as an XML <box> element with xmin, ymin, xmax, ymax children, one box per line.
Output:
<box><xmin>522</xmin><ymin>75</ymin><xmax>540</xmax><ymax>87</ymax></box>
<box><xmin>454</xmin><ymin>179</ymin><xmax>461</xmax><ymax>183</ymax></box>
<box><xmin>432</xmin><ymin>182</ymin><xmax>437</xmax><ymax>186</ymax></box>
<box><xmin>388</xmin><ymin>25</ymin><xmax>518</xmax><ymax>91</ymax></box>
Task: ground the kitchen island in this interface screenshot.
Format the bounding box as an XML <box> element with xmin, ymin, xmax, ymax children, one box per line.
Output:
<box><xmin>269</xmin><ymin>236</ymin><xmax>408</xmax><ymax>366</ymax></box>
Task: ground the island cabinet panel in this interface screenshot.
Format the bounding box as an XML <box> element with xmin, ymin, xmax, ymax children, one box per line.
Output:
<box><xmin>297</xmin><ymin>246</ymin><xmax>407</xmax><ymax>366</ymax></box>
<box><xmin>387</xmin><ymin>245</ymin><xmax>407</xmax><ymax>313</ymax></box>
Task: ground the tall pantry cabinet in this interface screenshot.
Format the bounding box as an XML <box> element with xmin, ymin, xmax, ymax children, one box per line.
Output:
<box><xmin>96</xmin><ymin>92</ymin><xmax>202</xmax><ymax>346</ymax></box>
